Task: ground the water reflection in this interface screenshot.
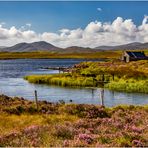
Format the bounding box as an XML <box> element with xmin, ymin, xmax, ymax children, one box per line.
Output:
<box><xmin>99</xmin><ymin>88</ymin><xmax>105</xmax><ymax>106</ymax></box>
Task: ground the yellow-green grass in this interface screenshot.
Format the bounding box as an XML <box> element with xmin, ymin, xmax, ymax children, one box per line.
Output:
<box><xmin>0</xmin><ymin>50</ymin><xmax>147</xmax><ymax>60</ymax></box>
<box><xmin>24</xmin><ymin>74</ymin><xmax>97</xmax><ymax>87</ymax></box>
<box><xmin>0</xmin><ymin>113</ymin><xmax>78</xmax><ymax>136</ymax></box>
<box><xmin>105</xmin><ymin>79</ymin><xmax>148</xmax><ymax>93</ymax></box>
<box><xmin>0</xmin><ymin>51</ymin><xmax>121</xmax><ymax>59</ymax></box>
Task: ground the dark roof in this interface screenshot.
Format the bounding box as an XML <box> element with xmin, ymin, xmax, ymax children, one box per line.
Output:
<box><xmin>126</xmin><ymin>51</ymin><xmax>147</xmax><ymax>58</ymax></box>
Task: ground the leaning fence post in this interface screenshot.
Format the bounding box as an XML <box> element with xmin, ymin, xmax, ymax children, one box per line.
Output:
<box><xmin>34</xmin><ymin>90</ymin><xmax>39</xmax><ymax>111</ymax></box>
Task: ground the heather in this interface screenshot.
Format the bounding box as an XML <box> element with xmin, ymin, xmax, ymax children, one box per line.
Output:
<box><xmin>0</xmin><ymin>95</ymin><xmax>148</xmax><ymax>147</ymax></box>
<box><xmin>25</xmin><ymin>60</ymin><xmax>148</xmax><ymax>93</ymax></box>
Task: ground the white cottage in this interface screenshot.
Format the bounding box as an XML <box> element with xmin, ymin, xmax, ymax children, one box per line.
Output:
<box><xmin>121</xmin><ymin>51</ymin><xmax>148</xmax><ymax>62</ymax></box>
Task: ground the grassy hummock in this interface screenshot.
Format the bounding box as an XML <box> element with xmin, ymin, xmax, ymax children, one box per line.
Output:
<box><xmin>0</xmin><ymin>95</ymin><xmax>148</xmax><ymax>147</ymax></box>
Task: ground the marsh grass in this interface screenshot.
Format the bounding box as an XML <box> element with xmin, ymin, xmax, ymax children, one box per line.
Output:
<box><xmin>24</xmin><ymin>74</ymin><xmax>97</xmax><ymax>87</ymax></box>
<box><xmin>106</xmin><ymin>79</ymin><xmax>148</xmax><ymax>93</ymax></box>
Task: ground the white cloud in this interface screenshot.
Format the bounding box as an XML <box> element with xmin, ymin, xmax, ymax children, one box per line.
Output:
<box><xmin>0</xmin><ymin>22</ymin><xmax>5</xmax><ymax>27</ymax></box>
<box><xmin>97</xmin><ymin>8</ymin><xmax>102</xmax><ymax>12</ymax></box>
<box><xmin>26</xmin><ymin>23</ymin><xmax>32</xmax><ymax>28</ymax></box>
<box><xmin>0</xmin><ymin>16</ymin><xmax>148</xmax><ymax>48</ymax></box>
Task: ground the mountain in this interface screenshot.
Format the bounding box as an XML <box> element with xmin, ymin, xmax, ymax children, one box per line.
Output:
<box><xmin>1</xmin><ymin>41</ymin><xmax>61</xmax><ymax>52</ymax></box>
<box><xmin>95</xmin><ymin>42</ymin><xmax>148</xmax><ymax>50</ymax></box>
<box><xmin>0</xmin><ymin>41</ymin><xmax>148</xmax><ymax>52</ymax></box>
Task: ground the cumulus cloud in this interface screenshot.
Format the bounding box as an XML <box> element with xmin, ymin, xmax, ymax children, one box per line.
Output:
<box><xmin>0</xmin><ymin>16</ymin><xmax>148</xmax><ymax>48</ymax></box>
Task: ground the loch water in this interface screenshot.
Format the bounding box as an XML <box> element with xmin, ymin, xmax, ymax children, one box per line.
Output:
<box><xmin>0</xmin><ymin>59</ymin><xmax>148</xmax><ymax>106</ymax></box>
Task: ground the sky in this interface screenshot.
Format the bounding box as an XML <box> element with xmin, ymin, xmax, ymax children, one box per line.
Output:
<box><xmin>0</xmin><ymin>1</ymin><xmax>148</xmax><ymax>48</ymax></box>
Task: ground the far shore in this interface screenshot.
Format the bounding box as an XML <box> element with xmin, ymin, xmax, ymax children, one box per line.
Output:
<box><xmin>0</xmin><ymin>51</ymin><xmax>122</xmax><ymax>60</ymax></box>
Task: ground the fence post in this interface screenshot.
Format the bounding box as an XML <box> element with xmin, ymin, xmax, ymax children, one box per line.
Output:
<box><xmin>112</xmin><ymin>74</ymin><xmax>114</xmax><ymax>81</ymax></box>
<box><xmin>34</xmin><ymin>90</ymin><xmax>39</xmax><ymax>111</ymax></box>
<box><xmin>100</xmin><ymin>88</ymin><xmax>105</xmax><ymax>107</ymax></box>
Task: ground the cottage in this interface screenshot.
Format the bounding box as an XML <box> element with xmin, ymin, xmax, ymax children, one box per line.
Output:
<box><xmin>121</xmin><ymin>51</ymin><xmax>148</xmax><ymax>62</ymax></box>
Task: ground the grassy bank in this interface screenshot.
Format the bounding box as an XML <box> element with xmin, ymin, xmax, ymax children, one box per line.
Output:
<box><xmin>0</xmin><ymin>95</ymin><xmax>148</xmax><ymax>147</ymax></box>
<box><xmin>25</xmin><ymin>60</ymin><xmax>148</xmax><ymax>93</ymax></box>
<box><xmin>24</xmin><ymin>74</ymin><xmax>97</xmax><ymax>87</ymax></box>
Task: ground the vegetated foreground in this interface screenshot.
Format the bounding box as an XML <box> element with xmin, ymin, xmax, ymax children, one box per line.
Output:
<box><xmin>0</xmin><ymin>95</ymin><xmax>148</xmax><ymax>147</ymax></box>
<box><xmin>25</xmin><ymin>60</ymin><xmax>148</xmax><ymax>93</ymax></box>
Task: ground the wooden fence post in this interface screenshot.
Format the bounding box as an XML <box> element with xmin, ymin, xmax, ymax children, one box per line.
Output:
<box><xmin>112</xmin><ymin>74</ymin><xmax>114</xmax><ymax>81</ymax></box>
<box><xmin>100</xmin><ymin>88</ymin><xmax>105</xmax><ymax>107</ymax></box>
<box><xmin>34</xmin><ymin>90</ymin><xmax>39</xmax><ymax>111</ymax></box>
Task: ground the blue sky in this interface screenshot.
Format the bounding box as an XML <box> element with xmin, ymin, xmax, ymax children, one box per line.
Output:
<box><xmin>0</xmin><ymin>1</ymin><xmax>148</xmax><ymax>47</ymax></box>
<box><xmin>0</xmin><ymin>1</ymin><xmax>147</xmax><ymax>33</ymax></box>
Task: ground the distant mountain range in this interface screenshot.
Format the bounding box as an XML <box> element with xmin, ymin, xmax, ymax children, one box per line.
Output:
<box><xmin>95</xmin><ymin>42</ymin><xmax>148</xmax><ymax>50</ymax></box>
<box><xmin>0</xmin><ymin>41</ymin><xmax>148</xmax><ymax>52</ymax></box>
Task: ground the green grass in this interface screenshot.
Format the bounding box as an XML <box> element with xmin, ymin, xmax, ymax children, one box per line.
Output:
<box><xmin>105</xmin><ymin>79</ymin><xmax>148</xmax><ymax>93</ymax></box>
<box><xmin>24</xmin><ymin>74</ymin><xmax>97</xmax><ymax>87</ymax></box>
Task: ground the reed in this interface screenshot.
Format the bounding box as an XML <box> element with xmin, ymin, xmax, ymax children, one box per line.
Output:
<box><xmin>25</xmin><ymin>74</ymin><xmax>97</xmax><ymax>87</ymax></box>
<box><xmin>106</xmin><ymin>79</ymin><xmax>148</xmax><ymax>93</ymax></box>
